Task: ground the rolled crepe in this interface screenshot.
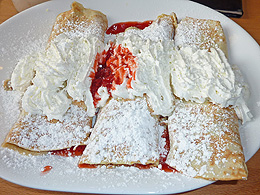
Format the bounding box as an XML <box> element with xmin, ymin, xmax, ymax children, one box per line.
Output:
<box><xmin>90</xmin><ymin>12</ymin><xmax>178</xmax><ymax>116</ymax></box>
<box><xmin>166</xmin><ymin>17</ymin><xmax>248</xmax><ymax>180</ymax></box>
<box><xmin>2</xmin><ymin>2</ymin><xmax>108</xmax><ymax>154</ymax></box>
<box><xmin>79</xmin><ymin>13</ymin><xmax>177</xmax><ymax>168</ymax></box>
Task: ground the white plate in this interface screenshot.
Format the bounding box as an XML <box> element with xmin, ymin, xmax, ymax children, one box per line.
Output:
<box><xmin>0</xmin><ymin>0</ymin><xmax>260</xmax><ymax>194</ymax></box>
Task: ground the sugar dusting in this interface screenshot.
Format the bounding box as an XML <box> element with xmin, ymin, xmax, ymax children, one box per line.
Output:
<box><xmin>174</xmin><ymin>17</ymin><xmax>225</xmax><ymax>51</ymax></box>
<box><xmin>52</xmin><ymin>17</ymin><xmax>106</xmax><ymax>40</ymax></box>
<box><xmin>0</xmin><ymin>86</ymin><xmax>21</xmax><ymax>143</ymax></box>
<box><xmin>0</xmin><ymin>146</ymin><xmax>190</xmax><ymax>193</ymax></box>
<box><xmin>0</xmin><ymin>90</ymin><xmax>187</xmax><ymax>193</ymax></box>
<box><xmin>0</xmin><ymin>2</ymin><xmax>248</xmax><ymax>193</ymax></box>
<box><xmin>166</xmin><ymin>100</ymin><xmax>246</xmax><ymax>180</ymax></box>
<box><xmin>0</xmin><ymin>34</ymin><xmax>48</xmax><ymax>77</ymax></box>
<box><xmin>6</xmin><ymin>104</ymin><xmax>91</xmax><ymax>151</ymax></box>
<box><xmin>80</xmin><ymin>98</ymin><xmax>162</xmax><ymax>165</ymax></box>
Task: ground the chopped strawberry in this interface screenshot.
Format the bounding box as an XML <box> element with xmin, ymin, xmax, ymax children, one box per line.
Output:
<box><xmin>91</xmin><ymin>43</ymin><xmax>137</xmax><ymax>106</ymax></box>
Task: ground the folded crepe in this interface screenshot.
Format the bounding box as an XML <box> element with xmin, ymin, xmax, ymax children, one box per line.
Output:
<box><xmin>79</xmin><ymin>97</ymin><xmax>162</xmax><ymax>167</ymax></box>
<box><xmin>2</xmin><ymin>101</ymin><xmax>92</xmax><ymax>154</ymax></box>
<box><xmin>166</xmin><ymin>17</ymin><xmax>248</xmax><ymax>180</ymax></box>
<box><xmin>79</xmin><ymin>14</ymin><xmax>177</xmax><ymax>168</ymax></box>
<box><xmin>174</xmin><ymin>17</ymin><xmax>228</xmax><ymax>57</ymax></box>
<box><xmin>90</xmin><ymin>12</ymin><xmax>178</xmax><ymax>117</ymax></box>
<box><xmin>166</xmin><ymin>100</ymin><xmax>247</xmax><ymax>180</ymax></box>
<box><xmin>2</xmin><ymin>2</ymin><xmax>108</xmax><ymax>154</ymax></box>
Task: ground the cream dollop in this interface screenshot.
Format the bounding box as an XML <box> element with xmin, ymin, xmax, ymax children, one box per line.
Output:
<box><xmin>170</xmin><ymin>46</ymin><xmax>252</xmax><ymax>122</ymax></box>
<box><xmin>11</xmin><ymin>53</ymin><xmax>38</xmax><ymax>92</ymax></box>
<box><xmin>11</xmin><ymin>33</ymin><xmax>103</xmax><ymax>120</ymax></box>
<box><xmin>104</xmin><ymin>27</ymin><xmax>251</xmax><ymax>121</ymax></box>
<box><xmin>22</xmin><ymin>86</ymin><xmax>71</xmax><ymax>121</ymax></box>
<box><xmin>112</xmin><ymin>33</ymin><xmax>175</xmax><ymax>116</ymax></box>
<box><xmin>11</xmin><ymin>21</ymin><xmax>251</xmax><ymax>123</ymax></box>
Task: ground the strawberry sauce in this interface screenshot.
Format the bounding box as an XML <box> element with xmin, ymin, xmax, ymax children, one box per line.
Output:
<box><xmin>106</xmin><ymin>20</ymin><xmax>153</xmax><ymax>34</ymax></box>
<box><xmin>90</xmin><ymin>43</ymin><xmax>137</xmax><ymax>106</ymax></box>
<box><xmin>50</xmin><ymin>145</ymin><xmax>86</xmax><ymax>157</ymax></box>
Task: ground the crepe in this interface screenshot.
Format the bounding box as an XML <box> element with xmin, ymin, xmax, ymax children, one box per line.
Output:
<box><xmin>48</xmin><ymin>1</ymin><xmax>108</xmax><ymax>44</ymax></box>
<box><xmin>78</xmin><ymin>98</ymin><xmax>162</xmax><ymax>167</ymax></box>
<box><xmin>91</xmin><ymin>12</ymin><xmax>178</xmax><ymax>117</ymax></box>
<box><xmin>1</xmin><ymin>3</ymin><xmax>250</xmax><ymax>181</ymax></box>
<box><xmin>2</xmin><ymin>2</ymin><xmax>108</xmax><ymax>154</ymax></box>
<box><xmin>166</xmin><ymin>17</ymin><xmax>248</xmax><ymax>180</ymax></box>
<box><xmin>174</xmin><ymin>17</ymin><xmax>228</xmax><ymax>56</ymax></box>
<box><xmin>166</xmin><ymin>100</ymin><xmax>248</xmax><ymax>180</ymax></box>
<box><xmin>123</xmin><ymin>12</ymin><xmax>177</xmax><ymax>41</ymax></box>
<box><xmin>2</xmin><ymin>101</ymin><xmax>91</xmax><ymax>153</ymax></box>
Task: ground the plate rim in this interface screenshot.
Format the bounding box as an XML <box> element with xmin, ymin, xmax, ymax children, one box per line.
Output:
<box><xmin>0</xmin><ymin>0</ymin><xmax>260</xmax><ymax>194</ymax></box>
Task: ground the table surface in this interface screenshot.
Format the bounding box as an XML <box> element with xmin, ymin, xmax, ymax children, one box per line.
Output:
<box><xmin>0</xmin><ymin>0</ymin><xmax>259</xmax><ymax>194</ymax></box>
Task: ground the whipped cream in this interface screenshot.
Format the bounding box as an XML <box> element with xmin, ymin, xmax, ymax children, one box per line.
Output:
<box><xmin>170</xmin><ymin>46</ymin><xmax>252</xmax><ymax>122</ymax></box>
<box><xmin>11</xmin><ymin>53</ymin><xmax>38</xmax><ymax>92</ymax></box>
<box><xmin>111</xmin><ymin>33</ymin><xmax>175</xmax><ymax>116</ymax></box>
<box><xmin>11</xmin><ymin>33</ymin><xmax>103</xmax><ymax>120</ymax></box>
<box><xmin>22</xmin><ymin>86</ymin><xmax>71</xmax><ymax>121</ymax></box>
<box><xmin>11</xmin><ymin>17</ymin><xmax>251</xmax><ymax>122</ymax></box>
<box><xmin>122</xmin><ymin>15</ymin><xmax>175</xmax><ymax>42</ymax></box>
<box><xmin>101</xmin><ymin>22</ymin><xmax>251</xmax><ymax>121</ymax></box>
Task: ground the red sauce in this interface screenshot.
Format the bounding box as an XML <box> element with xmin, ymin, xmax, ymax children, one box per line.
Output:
<box><xmin>50</xmin><ymin>145</ymin><xmax>86</xmax><ymax>157</ymax></box>
<box><xmin>90</xmin><ymin>47</ymin><xmax>114</xmax><ymax>106</ymax></box>
<box><xmin>78</xmin><ymin>164</ymin><xmax>98</xmax><ymax>169</ymax></box>
<box><xmin>133</xmin><ymin>163</ymin><xmax>154</xmax><ymax>169</ymax></box>
<box><xmin>78</xmin><ymin>163</ymin><xmax>154</xmax><ymax>169</ymax></box>
<box><xmin>41</xmin><ymin>166</ymin><xmax>52</xmax><ymax>174</ymax></box>
<box><xmin>90</xmin><ymin>43</ymin><xmax>137</xmax><ymax>106</ymax></box>
<box><xmin>106</xmin><ymin>20</ymin><xmax>153</xmax><ymax>34</ymax></box>
<box><xmin>159</xmin><ymin>128</ymin><xmax>176</xmax><ymax>172</ymax></box>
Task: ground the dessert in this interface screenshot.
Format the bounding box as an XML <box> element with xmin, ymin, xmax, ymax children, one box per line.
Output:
<box><xmin>174</xmin><ymin>17</ymin><xmax>228</xmax><ymax>57</ymax></box>
<box><xmin>2</xmin><ymin>2</ymin><xmax>107</xmax><ymax>153</ymax></box>
<box><xmin>1</xmin><ymin>1</ymin><xmax>251</xmax><ymax>181</ymax></box>
<box><xmin>79</xmin><ymin>97</ymin><xmax>162</xmax><ymax>167</ymax></box>
<box><xmin>166</xmin><ymin>100</ymin><xmax>248</xmax><ymax>180</ymax></box>
<box><xmin>166</xmin><ymin>17</ymin><xmax>249</xmax><ymax>180</ymax></box>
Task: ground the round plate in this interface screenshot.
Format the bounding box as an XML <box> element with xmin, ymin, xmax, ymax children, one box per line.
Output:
<box><xmin>0</xmin><ymin>0</ymin><xmax>260</xmax><ymax>194</ymax></box>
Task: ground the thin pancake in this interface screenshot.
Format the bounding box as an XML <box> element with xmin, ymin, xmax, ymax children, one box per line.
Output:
<box><xmin>79</xmin><ymin>98</ymin><xmax>162</xmax><ymax>167</ymax></box>
<box><xmin>166</xmin><ymin>100</ymin><xmax>248</xmax><ymax>180</ymax></box>
<box><xmin>2</xmin><ymin>2</ymin><xmax>107</xmax><ymax>154</ymax></box>
<box><xmin>2</xmin><ymin>101</ymin><xmax>91</xmax><ymax>152</ymax></box>
<box><xmin>167</xmin><ymin>17</ymin><xmax>248</xmax><ymax>180</ymax></box>
<box><xmin>174</xmin><ymin>17</ymin><xmax>228</xmax><ymax>56</ymax></box>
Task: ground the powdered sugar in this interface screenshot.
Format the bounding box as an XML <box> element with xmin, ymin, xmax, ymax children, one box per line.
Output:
<box><xmin>175</xmin><ymin>17</ymin><xmax>226</xmax><ymax>53</ymax></box>
<box><xmin>0</xmin><ymin>2</ymin><xmax>250</xmax><ymax>193</ymax></box>
<box><xmin>6</xmin><ymin>104</ymin><xmax>91</xmax><ymax>151</ymax></box>
<box><xmin>166</xmin><ymin>100</ymin><xmax>246</xmax><ymax>180</ymax></box>
<box><xmin>80</xmin><ymin>98</ymin><xmax>163</xmax><ymax>165</ymax></box>
<box><xmin>0</xmin><ymin>86</ymin><xmax>21</xmax><ymax>143</ymax></box>
<box><xmin>52</xmin><ymin>17</ymin><xmax>106</xmax><ymax>40</ymax></box>
<box><xmin>0</xmin><ymin>146</ymin><xmax>196</xmax><ymax>194</ymax></box>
